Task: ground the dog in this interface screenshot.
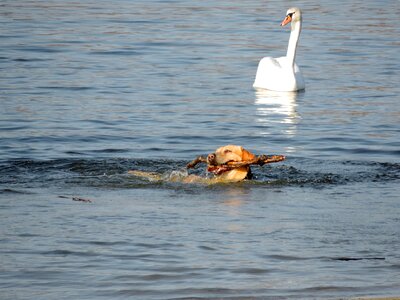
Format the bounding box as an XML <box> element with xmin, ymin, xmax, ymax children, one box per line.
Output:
<box><xmin>128</xmin><ymin>145</ymin><xmax>285</xmax><ymax>184</ymax></box>
<box><xmin>204</xmin><ymin>145</ymin><xmax>257</xmax><ymax>182</ymax></box>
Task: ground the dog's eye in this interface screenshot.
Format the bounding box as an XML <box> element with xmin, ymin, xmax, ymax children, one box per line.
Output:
<box><xmin>224</xmin><ymin>149</ymin><xmax>232</xmax><ymax>154</ymax></box>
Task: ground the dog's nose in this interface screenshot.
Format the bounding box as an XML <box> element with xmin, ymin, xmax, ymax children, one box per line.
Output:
<box><xmin>207</xmin><ymin>153</ymin><xmax>216</xmax><ymax>165</ymax></box>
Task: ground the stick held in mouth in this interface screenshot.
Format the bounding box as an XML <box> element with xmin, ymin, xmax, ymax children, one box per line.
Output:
<box><xmin>187</xmin><ymin>151</ymin><xmax>285</xmax><ymax>170</ymax></box>
<box><xmin>186</xmin><ymin>145</ymin><xmax>285</xmax><ymax>182</ymax></box>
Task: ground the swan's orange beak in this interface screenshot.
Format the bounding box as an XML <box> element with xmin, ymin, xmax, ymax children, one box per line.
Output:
<box><xmin>280</xmin><ymin>15</ymin><xmax>292</xmax><ymax>26</ymax></box>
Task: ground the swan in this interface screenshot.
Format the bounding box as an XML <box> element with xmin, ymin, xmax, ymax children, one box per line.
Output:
<box><xmin>253</xmin><ymin>7</ymin><xmax>305</xmax><ymax>92</ymax></box>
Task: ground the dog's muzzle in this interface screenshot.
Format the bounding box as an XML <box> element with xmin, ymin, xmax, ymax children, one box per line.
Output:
<box><xmin>206</xmin><ymin>153</ymin><xmax>236</xmax><ymax>175</ymax></box>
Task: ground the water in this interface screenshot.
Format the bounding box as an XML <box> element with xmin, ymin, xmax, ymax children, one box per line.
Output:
<box><xmin>1</xmin><ymin>0</ymin><xmax>399</xmax><ymax>299</ymax></box>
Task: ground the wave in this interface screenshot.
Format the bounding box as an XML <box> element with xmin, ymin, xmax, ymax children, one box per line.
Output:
<box><xmin>0</xmin><ymin>157</ymin><xmax>399</xmax><ymax>191</ymax></box>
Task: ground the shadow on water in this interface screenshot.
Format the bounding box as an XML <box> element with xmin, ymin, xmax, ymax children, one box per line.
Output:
<box><xmin>1</xmin><ymin>156</ymin><xmax>399</xmax><ymax>192</ymax></box>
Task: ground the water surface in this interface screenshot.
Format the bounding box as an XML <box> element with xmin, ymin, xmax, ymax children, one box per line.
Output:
<box><xmin>1</xmin><ymin>0</ymin><xmax>399</xmax><ymax>299</ymax></box>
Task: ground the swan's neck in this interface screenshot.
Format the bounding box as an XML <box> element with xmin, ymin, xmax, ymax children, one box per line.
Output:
<box><xmin>286</xmin><ymin>19</ymin><xmax>301</xmax><ymax>67</ymax></box>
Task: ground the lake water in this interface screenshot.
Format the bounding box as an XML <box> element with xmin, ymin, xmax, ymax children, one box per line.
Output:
<box><xmin>1</xmin><ymin>0</ymin><xmax>399</xmax><ymax>299</ymax></box>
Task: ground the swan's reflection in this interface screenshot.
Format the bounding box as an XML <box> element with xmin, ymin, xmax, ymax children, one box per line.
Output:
<box><xmin>255</xmin><ymin>89</ymin><xmax>300</xmax><ymax>152</ymax></box>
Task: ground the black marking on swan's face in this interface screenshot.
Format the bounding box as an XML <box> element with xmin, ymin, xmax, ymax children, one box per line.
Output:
<box><xmin>286</xmin><ymin>7</ymin><xmax>302</xmax><ymax>21</ymax></box>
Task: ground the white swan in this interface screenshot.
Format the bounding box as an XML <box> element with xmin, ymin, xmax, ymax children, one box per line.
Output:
<box><xmin>253</xmin><ymin>7</ymin><xmax>305</xmax><ymax>92</ymax></box>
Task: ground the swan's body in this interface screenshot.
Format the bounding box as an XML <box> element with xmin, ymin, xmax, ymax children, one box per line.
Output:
<box><xmin>253</xmin><ymin>7</ymin><xmax>305</xmax><ymax>92</ymax></box>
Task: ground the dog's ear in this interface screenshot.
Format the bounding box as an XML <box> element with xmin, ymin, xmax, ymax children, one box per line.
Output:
<box><xmin>241</xmin><ymin>148</ymin><xmax>256</xmax><ymax>161</ymax></box>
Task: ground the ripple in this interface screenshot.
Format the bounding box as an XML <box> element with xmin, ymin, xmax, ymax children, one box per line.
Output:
<box><xmin>231</xmin><ymin>267</ymin><xmax>272</xmax><ymax>275</ymax></box>
<box><xmin>42</xmin><ymin>249</ymin><xmax>100</xmax><ymax>257</ymax></box>
<box><xmin>1</xmin><ymin>157</ymin><xmax>399</xmax><ymax>189</ymax></box>
<box><xmin>90</xmin><ymin>50</ymin><xmax>141</xmax><ymax>56</ymax></box>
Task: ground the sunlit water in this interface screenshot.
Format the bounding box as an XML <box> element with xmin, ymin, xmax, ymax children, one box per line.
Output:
<box><xmin>1</xmin><ymin>1</ymin><xmax>399</xmax><ymax>299</ymax></box>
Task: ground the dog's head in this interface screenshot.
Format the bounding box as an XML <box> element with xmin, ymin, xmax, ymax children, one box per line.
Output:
<box><xmin>206</xmin><ymin>145</ymin><xmax>256</xmax><ymax>182</ymax></box>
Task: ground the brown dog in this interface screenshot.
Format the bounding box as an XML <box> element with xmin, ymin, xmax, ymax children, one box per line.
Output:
<box><xmin>129</xmin><ymin>145</ymin><xmax>285</xmax><ymax>184</ymax></box>
<box><xmin>204</xmin><ymin>145</ymin><xmax>257</xmax><ymax>182</ymax></box>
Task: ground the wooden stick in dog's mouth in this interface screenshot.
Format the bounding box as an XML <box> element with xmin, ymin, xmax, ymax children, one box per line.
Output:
<box><xmin>187</xmin><ymin>154</ymin><xmax>285</xmax><ymax>172</ymax></box>
<box><xmin>206</xmin><ymin>164</ymin><xmax>233</xmax><ymax>175</ymax></box>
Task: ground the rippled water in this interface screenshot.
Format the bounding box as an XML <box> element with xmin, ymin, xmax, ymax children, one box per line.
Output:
<box><xmin>1</xmin><ymin>0</ymin><xmax>399</xmax><ymax>299</ymax></box>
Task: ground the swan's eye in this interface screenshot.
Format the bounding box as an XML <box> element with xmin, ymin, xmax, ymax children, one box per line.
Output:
<box><xmin>288</xmin><ymin>12</ymin><xmax>294</xmax><ymax>17</ymax></box>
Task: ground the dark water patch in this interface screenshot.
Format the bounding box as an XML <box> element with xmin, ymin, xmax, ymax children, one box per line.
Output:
<box><xmin>373</xmin><ymin>162</ymin><xmax>400</xmax><ymax>181</ymax></box>
<box><xmin>0</xmin><ymin>159</ymin><xmax>79</xmax><ymax>187</ymax></box>
<box><xmin>64</xmin><ymin>150</ymin><xmax>87</xmax><ymax>156</ymax></box>
<box><xmin>266</xmin><ymin>254</ymin><xmax>312</xmax><ymax>261</ymax></box>
<box><xmin>13</xmin><ymin>270</ymin><xmax>66</xmax><ymax>281</ymax></box>
<box><xmin>231</xmin><ymin>267</ymin><xmax>271</xmax><ymax>275</ymax></box>
<box><xmin>198</xmin><ymin>245</ymin><xmax>217</xmax><ymax>251</ymax></box>
<box><xmin>37</xmin><ymin>86</ymin><xmax>93</xmax><ymax>91</ymax></box>
<box><xmin>261</xmin><ymin>165</ymin><xmax>344</xmax><ymax>187</ymax></box>
<box><xmin>42</xmin><ymin>249</ymin><xmax>100</xmax><ymax>257</ymax></box>
<box><xmin>66</xmin><ymin>158</ymin><xmax>136</xmax><ymax>176</ymax></box>
<box><xmin>107</xmin><ymin>253</ymin><xmax>182</xmax><ymax>262</ymax></box>
<box><xmin>0</xmin><ymin>125</ymin><xmax>32</xmax><ymax>131</ymax></box>
<box><xmin>13</xmin><ymin>46</ymin><xmax>66</xmax><ymax>53</ymax></box>
<box><xmin>13</xmin><ymin>57</ymin><xmax>51</xmax><ymax>62</ymax></box>
<box><xmin>332</xmin><ymin>257</ymin><xmax>385</xmax><ymax>261</ymax></box>
<box><xmin>91</xmin><ymin>148</ymin><xmax>130</xmax><ymax>154</ymax></box>
<box><xmin>0</xmin><ymin>188</ymin><xmax>34</xmax><ymax>195</ymax></box>
<box><xmin>114</xmin><ymin>272</ymin><xmax>192</xmax><ymax>282</ymax></box>
<box><xmin>107</xmin><ymin>19</ymin><xmax>158</xmax><ymax>24</ymax></box>
<box><xmin>293</xmin><ymin>285</ymin><xmax>361</xmax><ymax>293</ymax></box>
<box><xmin>386</xmin><ymin>264</ymin><xmax>400</xmax><ymax>270</ymax></box>
<box><xmin>90</xmin><ymin>50</ymin><xmax>142</xmax><ymax>56</ymax></box>
<box><xmin>133</xmin><ymin>242</ymin><xmax>186</xmax><ymax>249</ymax></box>
<box><xmin>1</xmin><ymin>157</ymin><xmax>399</xmax><ymax>190</ymax></box>
<box><xmin>0</xmin><ymin>35</ymin><xmax>26</xmax><ymax>39</ymax></box>
<box><xmin>108</xmin><ymin>287</ymin><xmax>243</xmax><ymax>298</ymax></box>
<box><xmin>69</xmin><ymin>240</ymin><xmax>130</xmax><ymax>247</ymax></box>
<box><xmin>17</xmin><ymin>233</ymin><xmax>42</xmax><ymax>238</ymax></box>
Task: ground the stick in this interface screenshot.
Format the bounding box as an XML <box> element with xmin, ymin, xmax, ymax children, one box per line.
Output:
<box><xmin>58</xmin><ymin>195</ymin><xmax>93</xmax><ymax>203</ymax></box>
<box><xmin>223</xmin><ymin>155</ymin><xmax>285</xmax><ymax>168</ymax></box>
<box><xmin>72</xmin><ymin>197</ymin><xmax>92</xmax><ymax>203</ymax></box>
<box><xmin>186</xmin><ymin>156</ymin><xmax>207</xmax><ymax>169</ymax></box>
<box><xmin>227</xmin><ymin>155</ymin><xmax>285</xmax><ymax>167</ymax></box>
<box><xmin>186</xmin><ymin>155</ymin><xmax>285</xmax><ymax>169</ymax></box>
